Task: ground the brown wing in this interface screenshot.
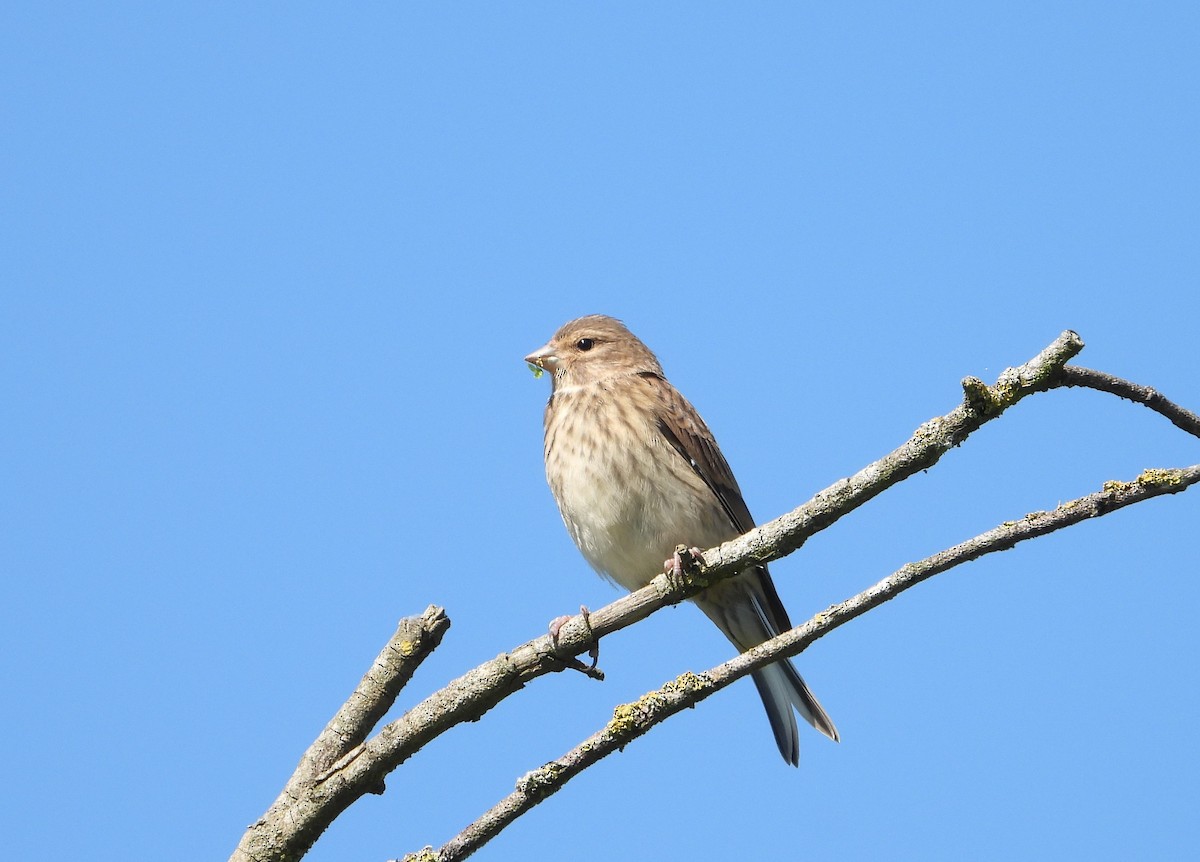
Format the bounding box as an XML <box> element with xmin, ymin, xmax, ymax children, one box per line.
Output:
<box><xmin>638</xmin><ymin>371</ymin><xmax>795</xmax><ymax>631</ymax></box>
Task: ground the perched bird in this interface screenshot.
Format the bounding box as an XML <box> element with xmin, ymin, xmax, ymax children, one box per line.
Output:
<box><xmin>525</xmin><ymin>314</ymin><xmax>838</xmax><ymax>765</ymax></box>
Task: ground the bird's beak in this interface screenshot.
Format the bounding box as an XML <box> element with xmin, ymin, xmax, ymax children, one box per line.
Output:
<box><xmin>524</xmin><ymin>342</ymin><xmax>560</xmax><ymax>372</ymax></box>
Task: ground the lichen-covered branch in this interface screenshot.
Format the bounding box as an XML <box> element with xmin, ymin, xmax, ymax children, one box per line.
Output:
<box><xmin>418</xmin><ymin>464</ymin><xmax>1200</xmax><ymax>862</ymax></box>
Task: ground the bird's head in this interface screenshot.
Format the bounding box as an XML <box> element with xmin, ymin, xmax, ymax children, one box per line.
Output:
<box><xmin>525</xmin><ymin>315</ymin><xmax>664</xmax><ymax>390</ymax></box>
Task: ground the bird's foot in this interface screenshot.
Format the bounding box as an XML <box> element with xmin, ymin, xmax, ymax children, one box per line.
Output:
<box><xmin>664</xmin><ymin>545</ymin><xmax>706</xmax><ymax>579</ymax></box>
<box><xmin>547</xmin><ymin>613</ymin><xmax>574</xmax><ymax>643</ymax></box>
<box><xmin>547</xmin><ymin>605</ymin><xmax>603</xmax><ymax>681</ymax></box>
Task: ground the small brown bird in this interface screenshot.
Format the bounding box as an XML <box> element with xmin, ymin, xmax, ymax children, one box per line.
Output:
<box><xmin>525</xmin><ymin>314</ymin><xmax>838</xmax><ymax>765</ymax></box>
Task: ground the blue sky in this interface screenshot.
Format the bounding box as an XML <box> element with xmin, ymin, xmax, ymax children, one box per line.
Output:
<box><xmin>4</xmin><ymin>3</ymin><xmax>1199</xmax><ymax>860</ymax></box>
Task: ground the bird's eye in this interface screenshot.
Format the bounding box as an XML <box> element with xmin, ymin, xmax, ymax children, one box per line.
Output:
<box><xmin>576</xmin><ymin>338</ymin><xmax>595</xmax><ymax>351</ymax></box>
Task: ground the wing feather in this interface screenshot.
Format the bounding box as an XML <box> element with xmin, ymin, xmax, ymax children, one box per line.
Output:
<box><xmin>639</xmin><ymin>371</ymin><xmax>795</xmax><ymax>631</ymax></box>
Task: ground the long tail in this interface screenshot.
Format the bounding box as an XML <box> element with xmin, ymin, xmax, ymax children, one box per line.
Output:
<box><xmin>696</xmin><ymin>580</ymin><xmax>839</xmax><ymax>766</ymax></box>
<box><xmin>751</xmin><ymin>660</ymin><xmax>839</xmax><ymax>765</ymax></box>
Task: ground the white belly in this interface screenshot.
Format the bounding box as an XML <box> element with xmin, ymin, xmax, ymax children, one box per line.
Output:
<box><xmin>545</xmin><ymin>389</ymin><xmax>733</xmax><ymax>592</ymax></box>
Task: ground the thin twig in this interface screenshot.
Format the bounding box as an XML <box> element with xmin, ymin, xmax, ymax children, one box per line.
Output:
<box><xmin>1054</xmin><ymin>366</ymin><xmax>1200</xmax><ymax>438</ymax></box>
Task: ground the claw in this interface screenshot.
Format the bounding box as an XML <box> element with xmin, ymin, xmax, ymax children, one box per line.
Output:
<box><xmin>546</xmin><ymin>605</ymin><xmax>603</xmax><ymax>680</ymax></box>
<box><xmin>548</xmin><ymin>614</ymin><xmax>572</xmax><ymax>644</ymax></box>
<box><xmin>664</xmin><ymin>545</ymin><xmax>706</xmax><ymax>578</ymax></box>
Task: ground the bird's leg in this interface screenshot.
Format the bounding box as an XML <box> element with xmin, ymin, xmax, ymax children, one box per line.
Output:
<box><xmin>578</xmin><ymin>605</ymin><xmax>600</xmax><ymax>668</ymax></box>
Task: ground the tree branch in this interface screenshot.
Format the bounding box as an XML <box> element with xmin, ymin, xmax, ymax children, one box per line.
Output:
<box><xmin>1053</xmin><ymin>366</ymin><xmax>1200</xmax><ymax>438</ymax></box>
<box><xmin>420</xmin><ymin>464</ymin><xmax>1200</xmax><ymax>862</ymax></box>
<box><xmin>231</xmin><ymin>607</ymin><xmax>449</xmax><ymax>862</ymax></box>
<box><xmin>703</xmin><ymin>330</ymin><xmax>1086</xmax><ymax>573</ymax></box>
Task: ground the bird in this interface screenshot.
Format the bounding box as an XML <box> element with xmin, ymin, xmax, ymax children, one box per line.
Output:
<box><xmin>525</xmin><ymin>314</ymin><xmax>838</xmax><ymax>765</ymax></box>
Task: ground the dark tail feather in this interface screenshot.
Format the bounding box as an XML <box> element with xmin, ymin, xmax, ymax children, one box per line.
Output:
<box><xmin>696</xmin><ymin>589</ymin><xmax>839</xmax><ymax>764</ymax></box>
<box><xmin>751</xmin><ymin>659</ymin><xmax>839</xmax><ymax>766</ymax></box>
<box><xmin>782</xmin><ymin>657</ymin><xmax>839</xmax><ymax>742</ymax></box>
<box><xmin>751</xmin><ymin>667</ymin><xmax>801</xmax><ymax>766</ymax></box>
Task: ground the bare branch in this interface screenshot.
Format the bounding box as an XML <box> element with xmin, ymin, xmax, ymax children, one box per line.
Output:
<box><xmin>423</xmin><ymin>464</ymin><xmax>1200</xmax><ymax>862</ymax></box>
<box><xmin>231</xmin><ymin>607</ymin><xmax>449</xmax><ymax>862</ymax></box>
<box><xmin>704</xmin><ymin>329</ymin><xmax>1085</xmax><ymax>574</ymax></box>
<box><xmin>1054</xmin><ymin>366</ymin><xmax>1200</xmax><ymax>438</ymax></box>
